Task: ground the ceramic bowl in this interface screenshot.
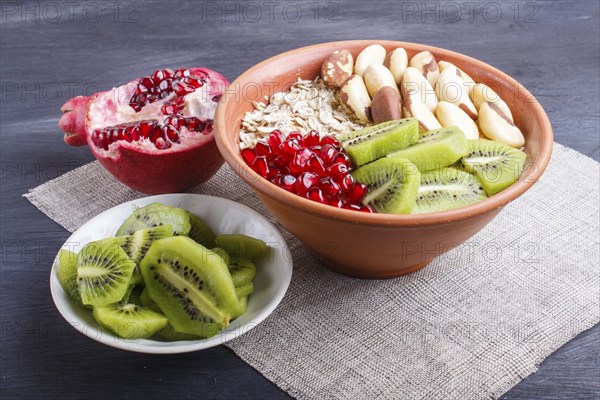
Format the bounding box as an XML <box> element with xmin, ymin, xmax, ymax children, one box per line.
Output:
<box><xmin>214</xmin><ymin>40</ymin><xmax>553</xmax><ymax>278</ymax></box>
<box><xmin>50</xmin><ymin>194</ymin><xmax>292</xmax><ymax>353</ymax></box>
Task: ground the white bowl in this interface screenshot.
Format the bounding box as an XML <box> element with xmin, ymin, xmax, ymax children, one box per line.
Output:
<box><xmin>50</xmin><ymin>194</ymin><xmax>293</xmax><ymax>354</ymax></box>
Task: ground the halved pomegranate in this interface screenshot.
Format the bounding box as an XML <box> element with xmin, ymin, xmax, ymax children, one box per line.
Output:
<box><xmin>59</xmin><ymin>67</ymin><xmax>229</xmax><ymax>194</ymax></box>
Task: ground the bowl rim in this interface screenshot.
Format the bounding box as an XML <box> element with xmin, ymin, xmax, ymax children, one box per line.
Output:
<box><xmin>50</xmin><ymin>193</ymin><xmax>293</xmax><ymax>354</ymax></box>
<box><xmin>215</xmin><ymin>40</ymin><xmax>553</xmax><ymax>227</ymax></box>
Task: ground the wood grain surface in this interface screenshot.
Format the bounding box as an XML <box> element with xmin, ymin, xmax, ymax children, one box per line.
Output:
<box><xmin>1</xmin><ymin>1</ymin><xmax>598</xmax><ymax>399</ymax></box>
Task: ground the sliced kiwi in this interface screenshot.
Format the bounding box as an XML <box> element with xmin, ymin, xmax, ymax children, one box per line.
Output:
<box><xmin>413</xmin><ymin>168</ymin><xmax>487</xmax><ymax>213</ymax></box>
<box><xmin>76</xmin><ymin>238</ymin><xmax>136</xmax><ymax>307</ymax></box>
<box><xmin>215</xmin><ymin>234</ymin><xmax>268</xmax><ymax>261</ymax></box>
<box><xmin>228</xmin><ymin>258</ymin><xmax>256</xmax><ymax>287</ymax></box>
<box><xmin>140</xmin><ymin>236</ymin><xmax>240</xmax><ymax>338</ymax></box>
<box><xmin>352</xmin><ymin>157</ymin><xmax>421</xmax><ymax>214</ymax></box>
<box><xmin>235</xmin><ymin>283</ymin><xmax>254</xmax><ymax>299</ymax></box>
<box><xmin>116</xmin><ymin>203</ymin><xmax>191</xmax><ymax>236</ymax></box>
<box><xmin>460</xmin><ymin>139</ymin><xmax>527</xmax><ymax>196</ymax></box>
<box><xmin>140</xmin><ymin>288</ymin><xmax>161</xmax><ymax>313</ymax></box>
<box><xmin>387</xmin><ymin>126</ymin><xmax>468</xmax><ymax>171</ymax></box>
<box><xmin>56</xmin><ymin>249</ymin><xmax>89</xmax><ymax>309</ymax></box>
<box><xmin>211</xmin><ymin>247</ymin><xmax>230</xmax><ymax>267</ymax></box>
<box><xmin>93</xmin><ymin>302</ymin><xmax>168</xmax><ymax>339</ymax></box>
<box><xmin>231</xmin><ymin>296</ymin><xmax>248</xmax><ymax>320</ymax></box>
<box><xmin>186</xmin><ymin>211</ymin><xmax>216</xmax><ymax>248</ymax></box>
<box><xmin>155</xmin><ymin>323</ymin><xmax>201</xmax><ymax>341</ymax></box>
<box><xmin>339</xmin><ymin>118</ymin><xmax>419</xmax><ymax>166</ymax></box>
<box><xmin>121</xmin><ymin>225</ymin><xmax>173</xmax><ymax>284</ymax></box>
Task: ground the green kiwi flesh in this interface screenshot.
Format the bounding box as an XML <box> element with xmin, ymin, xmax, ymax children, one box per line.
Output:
<box><xmin>211</xmin><ymin>247</ymin><xmax>230</xmax><ymax>267</ymax></box>
<box><xmin>56</xmin><ymin>249</ymin><xmax>88</xmax><ymax>308</ymax></box>
<box><xmin>228</xmin><ymin>258</ymin><xmax>256</xmax><ymax>287</ymax></box>
<box><xmin>121</xmin><ymin>225</ymin><xmax>173</xmax><ymax>284</ymax></box>
<box><xmin>186</xmin><ymin>211</ymin><xmax>217</xmax><ymax>248</ymax></box>
<box><xmin>387</xmin><ymin>126</ymin><xmax>469</xmax><ymax>171</ymax></box>
<box><xmin>339</xmin><ymin>118</ymin><xmax>419</xmax><ymax>166</ymax></box>
<box><xmin>460</xmin><ymin>139</ymin><xmax>527</xmax><ymax>196</ymax></box>
<box><xmin>116</xmin><ymin>203</ymin><xmax>191</xmax><ymax>236</ymax></box>
<box><xmin>235</xmin><ymin>283</ymin><xmax>254</xmax><ymax>299</ymax></box>
<box><xmin>93</xmin><ymin>302</ymin><xmax>168</xmax><ymax>339</ymax></box>
<box><xmin>215</xmin><ymin>234</ymin><xmax>268</xmax><ymax>261</ymax></box>
<box><xmin>155</xmin><ymin>323</ymin><xmax>201</xmax><ymax>341</ymax></box>
<box><xmin>140</xmin><ymin>236</ymin><xmax>240</xmax><ymax>338</ymax></box>
<box><xmin>231</xmin><ymin>296</ymin><xmax>248</xmax><ymax>319</ymax></box>
<box><xmin>76</xmin><ymin>238</ymin><xmax>136</xmax><ymax>307</ymax></box>
<box><xmin>352</xmin><ymin>157</ymin><xmax>421</xmax><ymax>214</ymax></box>
<box><xmin>413</xmin><ymin>168</ymin><xmax>487</xmax><ymax>213</ymax></box>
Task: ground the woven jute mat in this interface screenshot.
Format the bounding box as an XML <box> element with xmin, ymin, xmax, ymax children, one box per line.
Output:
<box><xmin>25</xmin><ymin>143</ymin><xmax>600</xmax><ymax>400</ymax></box>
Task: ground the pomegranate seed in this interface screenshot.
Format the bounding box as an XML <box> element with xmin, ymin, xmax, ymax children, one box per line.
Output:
<box><xmin>347</xmin><ymin>182</ymin><xmax>368</xmax><ymax>202</ymax></box>
<box><xmin>290</xmin><ymin>148</ymin><xmax>313</xmax><ymax>174</ymax></box>
<box><xmin>320</xmin><ymin>144</ymin><xmax>337</xmax><ymax>164</ymax></box>
<box><xmin>159</xmin><ymin>91</ymin><xmax>171</xmax><ymax>99</ymax></box>
<box><xmin>307</xmin><ymin>187</ymin><xmax>327</xmax><ymax>204</ymax></box>
<box><xmin>310</xmin><ymin>145</ymin><xmax>322</xmax><ymax>153</ymax></box>
<box><xmin>254</xmin><ymin>142</ymin><xmax>272</xmax><ymax>157</ymax></box>
<box><xmin>318</xmin><ymin>177</ymin><xmax>341</xmax><ymax>197</ymax></box>
<box><xmin>328</xmin><ymin>198</ymin><xmax>344</xmax><ymax>208</ymax></box>
<box><xmin>183</xmin><ymin>76</ymin><xmax>204</xmax><ymax>88</ymax></box>
<box><xmin>295</xmin><ymin>172</ymin><xmax>320</xmax><ymax>195</ymax></box>
<box><xmin>340</xmin><ymin>174</ymin><xmax>355</xmax><ymax>191</ymax></box>
<box><xmin>273</xmin><ymin>155</ymin><xmax>290</xmax><ymax>168</ymax></box>
<box><xmin>320</xmin><ymin>135</ymin><xmax>340</xmax><ymax>146</ymax></box>
<box><xmin>138</xmin><ymin>122</ymin><xmax>154</xmax><ymax>138</ymax></box>
<box><xmin>174</xmin><ymin>69</ymin><xmax>190</xmax><ymax>78</ymax></box>
<box><xmin>164</xmin><ymin>126</ymin><xmax>179</xmax><ymax>142</ymax></box>
<box><xmin>161</xmin><ymin>103</ymin><xmax>177</xmax><ymax>115</ymax></box>
<box><xmin>279</xmin><ymin>139</ymin><xmax>300</xmax><ymax>157</ymax></box>
<box><xmin>135</xmin><ymin>93</ymin><xmax>147</xmax><ymax>104</ymax></box>
<box><xmin>332</xmin><ymin>152</ymin><xmax>351</xmax><ymax>166</ymax></box>
<box><xmin>344</xmin><ymin>203</ymin><xmax>363</xmax><ymax>211</ymax></box>
<box><xmin>307</xmin><ymin>155</ymin><xmax>326</xmax><ymax>176</ymax></box>
<box><xmin>251</xmin><ymin>156</ymin><xmax>270</xmax><ymax>178</ymax></box>
<box><xmin>149</xmin><ymin>126</ymin><xmax>162</xmax><ymax>142</ymax></box>
<box><xmin>327</xmin><ymin>163</ymin><xmax>349</xmax><ymax>180</ymax></box>
<box><xmin>361</xmin><ymin>205</ymin><xmax>375</xmax><ymax>213</ymax></box>
<box><xmin>304</xmin><ymin>130</ymin><xmax>320</xmax><ymax>147</ymax></box>
<box><xmin>287</xmin><ymin>132</ymin><xmax>302</xmax><ymax>141</ymax></box>
<box><xmin>268</xmin><ymin>130</ymin><xmax>285</xmax><ymax>149</ymax></box>
<box><xmin>158</xmin><ymin>79</ymin><xmax>171</xmax><ymax>92</ymax></box>
<box><xmin>154</xmin><ymin>137</ymin><xmax>172</xmax><ymax>150</ymax></box>
<box><xmin>173</xmin><ymin>82</ymin><xmax>195</xmax><ymax>96</ymax></box>
<box><xmin>139</xmin><ymin>77</ymin><xmax>153</xmax><ymax>91</ymax></box>
<box><xmin>278</xmin><ymin>174</ymin><xmax>297</xmax><ymax>192</ymax></box>
<box><xmin>240</xmin><ymin>148</ymin><xmax>257</xmax><ymax>165</ymax></box>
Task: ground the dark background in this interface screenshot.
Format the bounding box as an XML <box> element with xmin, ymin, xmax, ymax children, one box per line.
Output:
<box><xmin>1</xmin><ymin>0</ymin><xmax>598</xmax><ymax>399</ymax></box>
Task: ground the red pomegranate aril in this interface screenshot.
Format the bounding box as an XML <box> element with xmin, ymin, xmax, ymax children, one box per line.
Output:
<box><xmin>273</xmin><ymin>155</ymin><xmax>290</xmax><ymax>168</ymax></box>
<box><xmin>318</xmin><ymin>177</ymin><xmax>342</xmax><ymax>197</ymax></box>
<box><xmin>307</xmin><ymin>187</ymin><xmax>327</xmax><ymax>204</ymax></box>
<box><xmin>319</xmin><ymin>144</ymin><xmax>337</xmax><ymax>164</ymax></box>
<box><xmin>327</xmin><ymin>163</ymin><xmax>349</xmax><ymax>180</ymax></box>
<box><xmin>290</xmin><ymin>148</ymin><xmax>312</xmax><ymax>174</ymax></box>
<box><xmin>173</xmin><ymin>82</ymin><xmax>196</xmax><ymax>96</ymax></box>
<box><xmin>307</xmin><ymin>155</ymin><xmax>326</xmax><ymax>176</ymax></box>
<box><xmin>150</xmin><ymin>126</ymin><xmax>162</xmax><ymax>142</ymax></box>
<box><xmin>295</xmin><ymin>172</ymin><xmax>320</xmax><ymax>195</ymax></box>
<box><xmin>347</xmin><ymin>182</ymin><xmax>368</xmax><ymax>202</ymax></box>
<box><xmin>287</xmin><ymin>132</ymin><xmax>302</xmax><ymax>141</ymax></box>
<box><xmin>328</xmin><ymin>198</ymin><xmax>345</xmax><ymax>208</ymax></box>
<box><xmin>304</xmin><ymin>130</ymin><xmax>320</xmax><ymax>147</ymax></box>
<box><xmin>241</xmin><ymin>148</ymin><xmax>257</xmax><ymax>164</ymax></box>
<box><xmin>278</xmin><ymin>174</ymin><xmax>297</xmax><ymax>192</ymax></box>
<box><xmin>254</xmin><ymin>142</ymin><xmax>272</xmax><ymax>157</ymax></box>
<box><xmin>154</xmin><ymin>137</ymin><xmax>172</xmax><ymax>150</ymax></box>
<box><xmin>341</xmin><ymin>174</ymin><xmax>355</xmax><ymax>191</ymax></box>
<box><xmin>174</xmin><ymin>69</ymin><xmax>190</xmax><ymax>78</ymax></box>
<box><xmin>251</xmin><ymin>156</ymin><xmax>271</xmax><ymax>178</ymax></box>
<box><xmin>320</xmin><ymin>136</ymin><xmax>340</xmax><ymax>146</ymax></box>
<box><xmin>279</xmin><ymin>139</ymin><xmax>301</xmax><ymax>157</ymax></box>
<box><xmin>332</xmin><ymin>152</ymin><xmax>351</xmax><ymax>166</ymax></box>
<box><xmin>164</xmin><ymin>126</ymin><xmax>179</xmax><ymax>142</ymax></box>
<box><xmin>268</xmin><ymin>130</ymin><xmax>285</xmax><ymax>149</ymax></box>
<box><xmin>183</xmin><ymin>76</ymin><xmax>204</xmax><ymax>88</ymax></box>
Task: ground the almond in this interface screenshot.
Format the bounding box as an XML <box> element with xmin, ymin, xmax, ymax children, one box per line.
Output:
<box><xmin>321</xmin><ymin>49</ymin><xmax>354</xmax><ymax>89</ymax></box>
<box><xmin>371</xmin><ymin>86</ymin><xmax>402</xmax><ymax>124</ymax></box>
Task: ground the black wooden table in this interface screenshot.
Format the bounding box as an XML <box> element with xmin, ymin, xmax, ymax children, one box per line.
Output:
<box><xmin>1</xmin><ymin>1</ymin><xmax>598</xmax><ymax>398</ymax></box>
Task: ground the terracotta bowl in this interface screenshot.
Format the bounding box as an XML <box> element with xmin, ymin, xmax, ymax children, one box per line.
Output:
<box><xmin>214</xmin><ymin>40</ymin><xmax>553</xmax><ymax>278</ymax></box>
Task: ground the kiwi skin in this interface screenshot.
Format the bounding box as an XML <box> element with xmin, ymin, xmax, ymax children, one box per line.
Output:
<box><xmin>116</xmin><ymin>203</ymin><xmax>191</xmax><ymax>237</ymax></box>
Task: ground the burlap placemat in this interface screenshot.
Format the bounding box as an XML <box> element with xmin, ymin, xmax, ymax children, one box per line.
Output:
<box><xmin>25</xmin><ymin>143</ymin><xmax>599</xmax><ymax>400</ymax></box>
